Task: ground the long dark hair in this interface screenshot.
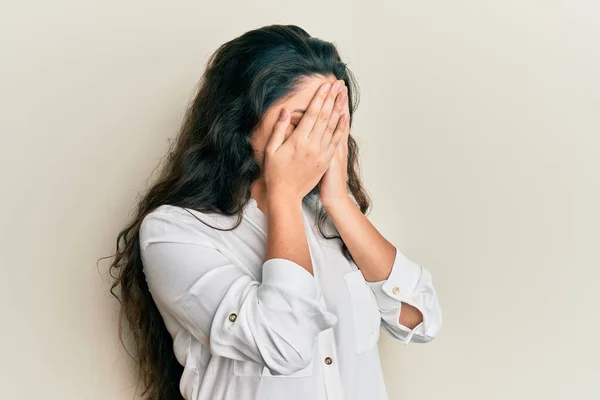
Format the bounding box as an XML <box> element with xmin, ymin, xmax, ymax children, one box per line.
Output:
<box><xmin>106</xmin><ymin>24</ymin><xmax>371</xmax><ymax>400</ymax></box>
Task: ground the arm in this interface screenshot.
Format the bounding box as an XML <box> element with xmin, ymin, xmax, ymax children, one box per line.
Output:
<box><xmin>323</xmin><ymin>196</ymin><xmax>442</xmax><ymax>344</ymax></box>
<box><xmin>266</xmin><ymin>191</ymin><xmax>314</xmax><ymax>275</ymax></box>
<box><xmin>139</xmin><ymin>208</ymin><xmax>337</xmax><ymax>375</ymax></box>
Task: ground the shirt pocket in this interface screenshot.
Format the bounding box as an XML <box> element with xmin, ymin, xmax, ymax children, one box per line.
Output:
<box><xmin>343</xmin><ymin>269</ymin><xmax>382</xmax><ymax>354</ymax></box>
<box><xmin>233</xmin><ymin>359</ymin><xmax>314</xmax><ymax>378</ymax></box>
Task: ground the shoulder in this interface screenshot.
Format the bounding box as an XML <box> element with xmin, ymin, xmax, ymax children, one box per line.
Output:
<box><xmin>139</xmin><ymin>204</ymin><xmax>229</xmax><ymax>249</ymax></box>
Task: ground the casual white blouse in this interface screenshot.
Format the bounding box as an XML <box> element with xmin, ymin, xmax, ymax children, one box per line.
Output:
<box><xmin>138</xmin><ymin>195</ymin><xmax>442</xmax><ymax>400</ymax></box>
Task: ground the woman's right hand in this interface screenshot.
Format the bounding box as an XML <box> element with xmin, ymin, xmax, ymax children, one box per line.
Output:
<box><xmin>263</xmin><ymin>80</ymin><xmax>348</xmax><ymax>201</ymax></box>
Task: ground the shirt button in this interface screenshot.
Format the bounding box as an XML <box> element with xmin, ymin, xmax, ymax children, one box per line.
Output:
<box><xmin>392</xmin><ymin>286</ymin><xmax>400</xmax><ymax>295</ymax></box>
<box><xmin>324</xmin><ymin>357</ymin><xmax>333</xmax><ymax>365</ymax></box>
<box><xmin>228</xmin><ymin>313</ymin><xmax>237</xmax><ymax>322</ymax></box>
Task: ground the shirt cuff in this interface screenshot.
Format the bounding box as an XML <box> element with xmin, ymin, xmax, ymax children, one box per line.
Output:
<box><xmin>366</xmin><ymin>247</ymin><xmax>423</xmax><ymax>311</ymax></box>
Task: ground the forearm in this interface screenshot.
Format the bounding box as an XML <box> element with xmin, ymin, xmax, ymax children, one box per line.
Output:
<box><xmin>266</xmin><ymin>191</ymin><xmax>313</xmax><ymax>275</ymax></box>
<box><xmin>324</xmin><ymin>196</ymin><xmax>424</xmax><ymax>329</ymax></box>
<box><xmin>324</xmin><ymin>196</ymin><xmax>395</xmax><ymax>282</ymax></box>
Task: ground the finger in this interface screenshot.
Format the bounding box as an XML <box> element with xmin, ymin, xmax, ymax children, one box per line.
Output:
<box><xmin>324</xmin><ymin>114</ymin><xmax>347</xmax><ymax>161</ymax></box>
<box><xmin>291</xmin><ymin>81</ymin><xmax>331</xmax><ymax>141</ymax></box>
<box><xmin>341</xmin><ymin>87</ymin><xmax>350</xmax><ymax>146</ymax></box>
<box><xmin>265</xmin><ymin>108</ymin><xmax>290</xmax><ymax>153</ymax></box>
<box><xmin>311</xmin><ymin>79</ymin><xmax>345</xmax><ymax>142</ymax></box>
<box><xmin>320</xmin><ymin>83</ymin><xmax>346</xmax><ymax>148</ymax></box>
<box><xmin>342</xmin><ymin>114</ymin><xmax>350</xmax><ymax>148</ymax></box>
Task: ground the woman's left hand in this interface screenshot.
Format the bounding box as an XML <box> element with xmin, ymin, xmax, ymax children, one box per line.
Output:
<box><xmin>319</xmin><ymin>82</ymin><xmax>351</xmax><ymax>208</ymax></box>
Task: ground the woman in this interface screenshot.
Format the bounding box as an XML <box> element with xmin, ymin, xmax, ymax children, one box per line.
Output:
<box><xmin>109</xmin><ymin>24</ymin><xmax>442</xmax><ymax>400</ymax></box>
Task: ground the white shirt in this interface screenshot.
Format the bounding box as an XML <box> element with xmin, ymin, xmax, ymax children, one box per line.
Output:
<box><xmin>139</xmin><ymin>195</ymin><xmax>442</xmax><ymax>400</ymax></box>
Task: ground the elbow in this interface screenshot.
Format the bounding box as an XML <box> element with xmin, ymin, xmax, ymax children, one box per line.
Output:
<box><xmin>412</xmin><ymin>308</ymin><xmax>442</xmax><ymax>344</ymax></box>
<box><xmin>424</xmin><ymin>301</ymin><xmax>443</xmax><ymax>341</ymax></box>
<box><xmin>398</xmin><ymin>302</ymin><xmax>424</xmax><ymax>329</ymax></box>
<box><xmin>412</xmin><ymin>312</ymin><xmax>443</xmax><ymax>344</ymax></box>
<box><xmin>406</xmin><ymin>294</ymin><xmax>442</xmax><ymax>344</ymax></box>
<box><xmin>266</xmin><ymin>355</ymin><xmax>313</xmax><ymax>376</ymax></box>
<box><xmin>427</xmin><ymin>317</ymin><xmax>442</xmax><ymax>341</ymax></box>
<box><xmin>387</xmin><ymin>302</ymin><xmax>442</xmax><ymax>344</ymax></box>
<box><xmin>262</xmin><ymin>319</ymin><xmax>322</xmax><ymax>376</ymax></box>
<box><xmin>259</xmin><ymin>303</ymin><xmax>336</xmax><ymax>376</ymax></box>
<box><xmin>263</xmin><ymin>341</ymin><xmax>315</xmax><ymax>376</ymax></box>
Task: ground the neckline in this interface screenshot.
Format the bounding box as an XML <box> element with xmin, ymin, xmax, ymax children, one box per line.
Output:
<box><xmin>243</xmin><ymin>197</ymin><xmax>267</xmax><ymax>235</ymax></box>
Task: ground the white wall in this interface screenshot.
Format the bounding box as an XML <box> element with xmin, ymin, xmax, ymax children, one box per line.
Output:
<box><xmin>1</xmin><ymin>1</ymin><xmax>598</xmax><ymax>399</ymax></box>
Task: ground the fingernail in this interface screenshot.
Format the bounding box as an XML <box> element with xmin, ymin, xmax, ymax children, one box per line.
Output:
<box><xmin>332</xmin><ymin>80</ymin><xmax>341</xmax><ymax>91</ymax></box>
<box><xmin>279</xmin><ymin>109</ymin><xmax>288</xmax><ymax>120</ymax></box>
<box><xmin>322</xmin><ymin>82</ymin><xmax>331</xmax><ymax>92</ymax></box>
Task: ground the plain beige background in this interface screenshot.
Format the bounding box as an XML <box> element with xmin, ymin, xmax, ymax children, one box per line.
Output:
<box><xmin>1</xmin><ymin>1</ymin><xmax>598</xmax><ymax>399</ymax></box>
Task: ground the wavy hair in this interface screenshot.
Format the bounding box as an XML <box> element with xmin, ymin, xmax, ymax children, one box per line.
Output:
<box><xmin>106</xmin><ymin>24</ymin><xmax>371</xmax><ymax>399</ymax></box>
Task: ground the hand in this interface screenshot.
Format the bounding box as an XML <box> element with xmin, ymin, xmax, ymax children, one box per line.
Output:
<box><xmin>263</xmin><ymin>81</ymin><xmax>347</xmax><ymax>201</ymax></box>
<box><xmin>319</xmin><ymin>81</ymin><xmax>350</xmax><ymax>207</ymax></box>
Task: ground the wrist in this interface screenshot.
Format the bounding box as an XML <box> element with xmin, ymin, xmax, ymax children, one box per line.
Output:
<box><xmin>322</xmin><ymin>193</ymin><xmax>354</xmax><ymax>212</ymax></box>
<box><xmin>267</xmin><ymin>187</ymin><xmax>303</xmax><ymax>207</ymax></box>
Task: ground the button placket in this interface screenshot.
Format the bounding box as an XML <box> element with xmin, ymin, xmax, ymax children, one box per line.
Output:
<box><xmin>318</xmin><ymin>307</ymin><xmax>343</xmax><ymax>399</ymax></box>
<box><xmin>304</xmin><ymin>205</ymin><xmax>343</xmax><ymax>398</ymax></box>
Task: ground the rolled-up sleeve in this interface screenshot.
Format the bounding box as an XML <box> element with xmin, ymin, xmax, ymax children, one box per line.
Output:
<box><xmin>365</xmin><ymin>247</ymin><xmax>442</xmax><ymax>344</ymax></box>
<box><xmin>139</xmin><ymin>211</ymin><xmax>338</xmax><ymax>376</ymax></box>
